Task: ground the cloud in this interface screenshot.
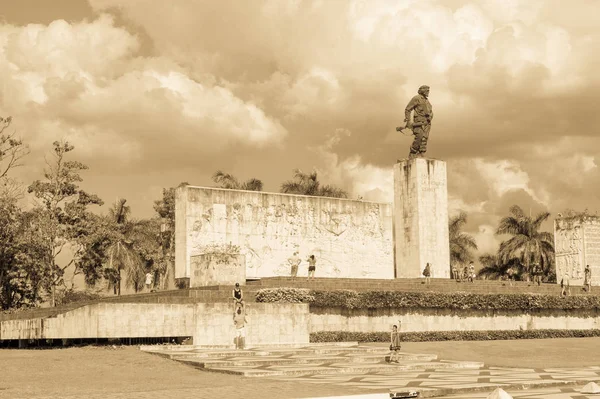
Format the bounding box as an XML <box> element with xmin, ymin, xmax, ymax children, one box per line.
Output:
<box><xmin>0</xmin><ymin>14</ymin><xmax>287</xmax><ymax>179</ymax></box>
<box><xmin>2</xmin><ymin>0</ymin><xmax>600</xmax><ymax>257</ymax></box>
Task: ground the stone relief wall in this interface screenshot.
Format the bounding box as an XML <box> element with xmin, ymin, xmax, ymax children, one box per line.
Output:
<box><xmin>555</xmin><ymin>217</ymin><xmax>600</xmax><ymax>285</ymax></box>
<box><xmin>176</xmin><ymin>186</ymin><xmax>394</xmax><ymax>279</ymax></box>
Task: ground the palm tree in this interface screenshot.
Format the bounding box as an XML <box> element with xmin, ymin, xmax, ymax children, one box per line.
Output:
<box><xmin>103</xmin><ymin>199</ymin><xmax>147</xmax><ymax>295</ymax></box>
<box><xmin>496</xmin><ymin>205</ymin><xmax>555</xmax><ymax>277</ymax></box>
<box><xmin>476</xmin><ymin>254</ymin><xmax>522</xmax><ymax>280</ymax></box>
<box><xmin>212</xmin><ymin>170</ymin><xmax>263</xmax><ymax>191</ymax></box>
<box><xmin>449</xmin><ymin>212</ymin><xmax>478</xmax><ymax>271</ymax></box>
<box><xmin>280</xmin><ymin>169</ymin><xmax>348</xmax><ymax>198</ymax></box>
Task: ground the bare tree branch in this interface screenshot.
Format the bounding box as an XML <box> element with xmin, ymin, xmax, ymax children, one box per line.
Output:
<box><xmin>0</xmin><ymin>116</ymin><xmax>30</xmax><ymax>179</ymax></box>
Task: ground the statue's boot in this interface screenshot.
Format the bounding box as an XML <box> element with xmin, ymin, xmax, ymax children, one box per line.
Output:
<box><xmin>240</xmin><ymin>337</ymin><xmax>245</xmax><ymax>350</ymax></box>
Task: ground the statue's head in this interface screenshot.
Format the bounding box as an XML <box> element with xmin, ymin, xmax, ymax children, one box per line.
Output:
<box><xmin>418</xmin><ymin>85</ymin><xmax>430</xmax><ymax>97</ymax></box>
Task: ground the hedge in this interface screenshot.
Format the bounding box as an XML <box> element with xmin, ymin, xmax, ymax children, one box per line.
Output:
<box><xmin>255</xmin><ymin>288</ymin><xmax>600</xmax><ymax>311</ymax></box>
<box><xmin>311</xmin><ymin>329</ymin><xmax>600</xmax><ymax>343</ymax></box>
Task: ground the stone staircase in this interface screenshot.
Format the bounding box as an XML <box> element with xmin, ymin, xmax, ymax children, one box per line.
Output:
<box><xmin>143</xmin><ymin>343</ymin><xmax>483</xmax><ymax>378</ymax></box>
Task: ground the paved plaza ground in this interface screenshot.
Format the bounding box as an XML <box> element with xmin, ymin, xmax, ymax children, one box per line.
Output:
<box><xmin>1</xmin><ymin>338</ymin><xmax>599</xmax><ymax>399</ymax></box>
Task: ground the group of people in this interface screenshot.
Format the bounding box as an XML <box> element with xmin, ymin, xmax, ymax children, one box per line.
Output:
<box><xmin>451</xmin><ymin>261</ymin><xmax>476</xmax><ymax>282</ymax></box>
<box><xmin>561</xmin><ymin>264</ymin><xmax>593</xmax><ymax>297</ymax></box>
<box><xmin>287</xmin><ymin>252</ymin><xmax>317</xmax><ymax>280</ymax></box>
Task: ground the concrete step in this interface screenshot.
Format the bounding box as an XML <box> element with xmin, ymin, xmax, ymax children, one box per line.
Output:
<box><xmin>194</xmin><ymin>359</ymin><xmax>484</xmax><ymax>377</ymax></box>
<box><xmin>178</xmin><ymin>352</ymin><xmax>436</xmax><ymax>367</ymax></box>
<box><xmin>146</xmin><ymin>343</ymin><xmax>478</xmax><ymax>378</ymax></box>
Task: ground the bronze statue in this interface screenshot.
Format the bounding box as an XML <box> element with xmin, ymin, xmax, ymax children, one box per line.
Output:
<box><xmin>396</xmin><ymin>85</ymin><xmax>433</xmax><ymax>159</ymax></box>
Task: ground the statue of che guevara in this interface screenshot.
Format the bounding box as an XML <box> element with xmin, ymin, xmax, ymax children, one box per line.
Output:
<box><xmin>396</xmin><ymin>85</ymin><xmax>433</xmax><ymax>159</ymax></box>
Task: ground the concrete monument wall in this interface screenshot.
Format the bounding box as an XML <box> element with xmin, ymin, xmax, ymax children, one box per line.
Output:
<box><xmin>555</xmin><ymin>216</ymin><xmax>600</xmax><ymax>286</ymax></box>
<box><xmin>190</xmin><ymin>254</ymin><xmax>246</xmax><ymax>287</ymax></box>
<box><xmin>0</xmin><ymin>302</ymin><xmax>310</xmax><ymax>346</ymax></box>
<box><xmin>175</xmin><ymin>186</ymin><xmax>393</xmax><ymax>280</ymax></box>
<box><xmin>393</xmin><ymin>158</ymin><xmax>450</xmax><ymax>279</ymax></box>
<box><xmin>310</xmin><ymin>307</ymin><xmax>600</xmax><ymax>333</ymax></box>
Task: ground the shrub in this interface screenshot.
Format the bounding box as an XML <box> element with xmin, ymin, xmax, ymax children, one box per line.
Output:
<box><xmin>255</xmin><ymin>288</ymin><xmax>600</xmax><ymax>311</ymax></box>
<box><xmin>56</xmin><ymin>289</ymin><xmax>102</xmax><ymax>306</ymax></box>
<box><xmin>310</xmin><ymin>329</ymin><xmax>600</xmax><ymax>343</ymax></box>
<box><xmin>255</xmin><ymin>287</ymin><xmax>314</xmax><ymax>303</ymax></box>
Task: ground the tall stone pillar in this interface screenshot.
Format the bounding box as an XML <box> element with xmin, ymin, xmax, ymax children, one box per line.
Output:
<box><xmin>393</xmin><ymin>158</ymin><xmax>450</xmax><ymax>279</ymax></box>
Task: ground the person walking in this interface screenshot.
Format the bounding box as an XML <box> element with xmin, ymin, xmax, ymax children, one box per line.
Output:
<box><xmin>233</xmin><ymin>304</ymin><xmax>248</xmax><ymax>350</ymax></box>
<box><xmin>307</xmin><ymin>255</ymin><xmax>317</xmax><ymax>280</ymax></box>
<box><xmin>389</xmin><ymin>323</ymin><xmax>402</xmax><ymax>363</ymax></box>
<box><xmin>287</xmin><ymin>252</ymin><xmax>301</xmax><ymax>278</ymax></box>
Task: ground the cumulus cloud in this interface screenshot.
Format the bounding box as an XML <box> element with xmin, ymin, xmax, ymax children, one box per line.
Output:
<box><xmin>1</xmin><ymin>0</ymin><xmax>599</xmax><ymax>259</ymax></box>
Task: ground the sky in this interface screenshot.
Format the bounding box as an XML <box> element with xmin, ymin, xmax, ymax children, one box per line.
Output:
<box><xmin>1</xmin><ymin>0</ymin><xmax>600</xmax><ymax>259</ymax></box>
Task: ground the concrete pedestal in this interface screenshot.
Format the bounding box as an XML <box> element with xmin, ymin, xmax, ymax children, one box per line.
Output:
<box><xmin>393</xmin><ymin>158</ymin><xmax>450</xmax><ymax>278</ymax></box>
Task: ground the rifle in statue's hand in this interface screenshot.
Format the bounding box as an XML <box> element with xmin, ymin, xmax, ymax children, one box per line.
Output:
<box><xmin>396</xmin><ymin>122</ymin><xmax>424</xmax><ymax>136</ymax></box>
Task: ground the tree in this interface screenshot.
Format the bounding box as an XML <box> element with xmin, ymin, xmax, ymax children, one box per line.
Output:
<box><xmin>212</xmin><ymin>170</ymin><xmax>263</xmax><ymax>191</ymax></box>
<box><xmin>27</xmin><ymin>141</ymin><xmax>103</xmax><ymax>306</ymax></box>
<box><xmin>496</xmin><ymin>205</ymin><xmax>555</xmax><ymax>277</ymax></box>
<box><xmin>0</xmin><ymin>116</ymin><xmax>30</xmax><ymax>180</ymax></box>
<box><xmin>449</xmin><ymin>211</ymin><xmax>478</xmax><ymax>268</ymax></box>
<box><xmin>280</xmin><ymin>169</ymin><xmax>348</xmax><ymax>198</ymax></box>
<box><xmin>102</xmin><ymin>198</ymin><xmax>147</xmax><ymax>295</ymax></box>
<box><xmin>476</xmin><ymin>254</ymin><xmax>522</xmax><ymax>280</ymax></box>
<box><xmin>153</xmin><ymin>184</ymin><xmax>187</xmax><ymax>290</ymax></box>
<box><xmin>0</xmin><ymin>116</ymin><xmax>30</xmax><ymax>201</ymax></box>
<box><xmin>0</xmin><ymin>197</ymin><xmax>50</xmax><ymax>309</ymax></box>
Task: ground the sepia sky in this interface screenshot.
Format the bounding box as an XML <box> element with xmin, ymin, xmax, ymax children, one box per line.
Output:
<box><xmin>1</xmin><ymin>0</ymin><xmax>600</xmax><ymax>256</ymax></box>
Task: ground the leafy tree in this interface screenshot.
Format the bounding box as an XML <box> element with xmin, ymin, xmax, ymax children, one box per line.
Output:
<box><xmin>27</xmin><ymin>141</ymin><xmax>103</xmax><ymax>306</ymax></box>
<box><xmin>476</xmin><ymin>254</ymin><xmax>522</xmax><ymax>280</ymax></box>
<box><xmin>280</xmin><ymin>169</ymin><xmax>348</xmax><ymax>198</ymax></box>
<box><xmin>496</xmin><ymin>205</ymin><xmax>555</xmax><ymax>276</ymax></box>
<box><xmin>0</xmin><ymin>198</ymin><xmax>50</xmax><ymax>309</ymax></box>
<box><xmin>449</xmin><ymin>212</ymin><xmax>478</xmax><ymax>270</ymax></box>
<box><xmin>212</xmin><ymin>170</ymin><xmax>263</xmax><ymax>191</ymax></box>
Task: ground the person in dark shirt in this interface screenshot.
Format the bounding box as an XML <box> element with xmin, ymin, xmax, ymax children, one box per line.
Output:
<box><xmin>307</xmin><ymin>255</ymin><xmax>317</xmax><ymax>280</ymax></box>
<box><xmin>232</xmin><ymin>283</ymin><xmax>244</xmax><ymax>306</ymax></box>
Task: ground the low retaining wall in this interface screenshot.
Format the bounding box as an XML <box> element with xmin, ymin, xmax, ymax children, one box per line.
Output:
<box><xmin>309</xmin><ymin>307</ymin><xmax>600</xmax><ymax>332</ymax></box>
<box><xmin>0</xmin><ymin>302</ymin><xmax>310</xmax><ymax>346</ymax></box>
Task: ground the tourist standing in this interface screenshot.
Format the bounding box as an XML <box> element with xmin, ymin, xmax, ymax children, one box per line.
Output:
<box><xmin>584</xmin><ymin>265</ymin><xmax>592</xmax><ymax>293</ymax></box>
<box><xmin>532</xmin><ymin>263</ymin><xmax>542</xmax><ymax>286</ymax></box>
<box><xmin>389</xmin><ymin>323</ymin><xmax>402</xmax><ymax>363</ymax></box>
<box><xmin>145</xmin><ymin>270</ymin><xmax>154</xmax><ymax>292</ymax></box>
<box><xmin>561</xmin><ymin>272</ymin><xmax>571</xmax><ymax>297</ymax></box>
<box><xmin>307</xmin><ymin>255</ymin><xmax>317</xmax><ymax>280</ymax></box>
<box><xmin>423</xmin><ymin>263</ymin><xmax>431</xmax><ymax>284</ymax></box>
<box><xmin>233</xmin><ymin>305</ymin><xmax>248</xmax><ymax>349</ymax></box>
<box><xmin>468</xmin><ymin>262</ymin><xmax>475</xmax><ymax>283</ymax></box>
<box><xmin>288</xmin><ymin>252</ymin><xmax>301</xmax><ymax>278</ymax></box>
<box><xmin>507</xmin><ymin>267</ymin><xmax>515</xmax><ymax>287</ymax></box>
<box><xmin>452</xmin><ymin>264</ymin><xmax>459</xmax><ymax>282</ymax></box>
